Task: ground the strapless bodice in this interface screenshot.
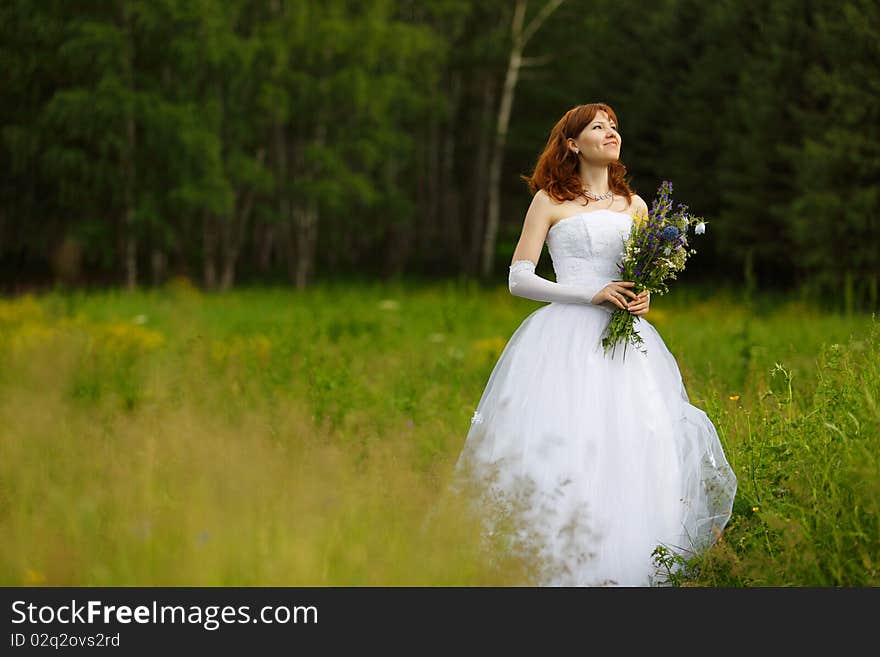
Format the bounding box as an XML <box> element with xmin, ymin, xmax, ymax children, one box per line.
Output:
<box><xmin>546</xmin><ymin>209</ymin><xmax>633</xmax><ymax>289</ymax></box>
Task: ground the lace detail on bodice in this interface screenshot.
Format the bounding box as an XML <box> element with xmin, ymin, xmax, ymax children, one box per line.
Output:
<box><xmin>546</xmin><ymin>210</ymin><xmax>633</xmax><ymax>289</ymax></box>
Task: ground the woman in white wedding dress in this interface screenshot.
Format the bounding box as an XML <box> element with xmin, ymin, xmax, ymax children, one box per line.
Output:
<box><xmin>453</xmin><ymin>103</ymin><xmax>737</xmax><ymax>586</ymax></box>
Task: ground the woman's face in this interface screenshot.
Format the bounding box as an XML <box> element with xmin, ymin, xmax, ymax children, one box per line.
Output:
<box><xmin>568</xmin><ymin>110</ymin><xmax>621</xmax><ymax>164</ymax></box>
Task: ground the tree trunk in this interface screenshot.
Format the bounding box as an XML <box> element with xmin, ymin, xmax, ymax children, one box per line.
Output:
<box><xmin>220</xmin><ymin>148</ymin><xmax>266</xmax><ymax>291</ymax></box>
<box><xmin>150</xmin><ymin>248</ymin><xmax>166</xmax><ymax>287</ymax></box>
<box><xmin>280</xmin><ymin>220</ymin><xmax>296</xmax><ymax>284</ymax></box>
<box><xmin>294</xmin><ymin>203</ymin><xmax>318</xmax><ymax>290</ymax></box>
<box><xmin>256</xmin><ymin>220</ymin><xmax>275</xmax><ymax>272</ymax></box>
<box><xmin>294</xmin><ymin>211</ymin><xmax>314</xmax><ymax>290</ymax></box>
<box><xmin>203</xmin><ymin>212</ymin><xmax>218</xmax><ymax>290</ymax></box>
<box><xmin>286</xmin><ymin>128</ymin><xmax>306</xmax><ymax>286</ymax></box>
<box><xmin>218</xmin><ymin>211</ymin><xmax>234</xmax><ymax>292</ymax></box>
<box><xmin>293</xmin><ymin>121</ymin><xmax>325</xmax><ymax>290</ymax></box>
<box><xmin>441</xmin><ymin>70</ymin><xmax>462</xmax><ymax>266</ymax></box>
<box><xmin>218</xmin><ymin>197</ymin><xmax>251</xmax><ymax>291</ymax></box>
<box><xmin>121</xmin><ymin>0</ymin><xmax>137</xmax><ymax>291</ymax></box>
<box><xmin>469</xmin><ymin>72</ymin><xmax>496</xmax><ymax>275</ymax></box>
<box><xmin>276</xmin><ymin>124</ymin><xmax>295</xmax><ymax>282</ymax></box>
<box><xmin>482</xmin><ymin>0</ymin><xmax>566</xmax><ymax>277</ymax></box>
<box><xmin>383</xmin><ymin>155</ymin><xmax>407</xmax><ymax>277</ymax></box>
<box><xmin>425</xmin><ymin>96</ymin><xmax>441</xmax><ymax>249</ymax></box>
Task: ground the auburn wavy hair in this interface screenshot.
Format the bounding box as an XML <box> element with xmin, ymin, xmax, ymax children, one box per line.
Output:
<box><xmin>520</xmin><ymin>103</ymin><xmax>634</xmax><ymax>206</ymax></box>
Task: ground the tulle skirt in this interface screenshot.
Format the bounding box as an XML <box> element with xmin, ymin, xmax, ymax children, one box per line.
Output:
<box><xmin>453</xmin><ymin>301</ymin><xmax>737</xmax><ymax>586</ymax></box>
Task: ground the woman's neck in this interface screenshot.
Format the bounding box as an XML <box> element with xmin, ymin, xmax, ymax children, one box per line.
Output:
<box><xmin>579</xmin><ymin>166</ymin><xmax>611</xmax><ymax>195</ymax></box>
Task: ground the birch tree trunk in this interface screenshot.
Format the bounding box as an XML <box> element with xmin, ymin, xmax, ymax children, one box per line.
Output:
<box><xmin>219</xmin><ymin>148</ymin><xmax>266</xmax><ymax>291</ymax></box>
<box><xmin>481</xmin><ymin>0</ymin><xmax>565</xmax><ymax>277</ymax></box>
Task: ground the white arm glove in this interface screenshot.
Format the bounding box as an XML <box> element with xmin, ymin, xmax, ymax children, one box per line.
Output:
<box><xmin>508</xmin><ymin>259</ymin><xmax>608</xmax><ymax>306</ymax></box>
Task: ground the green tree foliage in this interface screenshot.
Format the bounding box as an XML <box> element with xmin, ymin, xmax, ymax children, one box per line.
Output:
<box><xmin>0</xmin><ymin>0</ymin><xmax>877</xmax><ymax>311</ymax></box>
<box><xmin>785</xmin><ymin>0</ymin><xmax>880</xmax><ymax>313</ymax></box>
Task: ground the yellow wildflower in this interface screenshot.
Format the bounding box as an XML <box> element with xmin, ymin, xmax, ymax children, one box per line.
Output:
<box><xmin>24</xmin><ymin>568</ymin><xmax>46</xmax><ymax>584</ymax></box>
<box><xmin>470</xmin><ymin>336</ymin><xmax>508</xmax><ymax>362</ymax></box>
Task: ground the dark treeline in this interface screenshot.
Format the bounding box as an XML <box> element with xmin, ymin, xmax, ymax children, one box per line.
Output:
<box><xmin>1</xmin><ymin>0</ymin><xmax>878</xmax><ymax>310</ymax></box>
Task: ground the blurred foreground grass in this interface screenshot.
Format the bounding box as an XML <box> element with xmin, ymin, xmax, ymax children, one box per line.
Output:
<box><xmin>0</xmin><ymin>278</ymin><xmax>877</xmax><ymax>585</ymax></box>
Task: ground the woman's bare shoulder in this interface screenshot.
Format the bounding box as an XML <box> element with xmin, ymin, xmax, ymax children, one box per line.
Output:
<box><xmin>527</xmin><ymin>188</ymin><xmax>557</xmax><ymax>215</ymax></box>
<box><xmin>630</xmin><ymin>193</ymin><xmax>649</xmax><ymax>215</ymax></box>
<box><xmin>532</xmin><ymin>189</ymin><xmax>575</xmax><ymax>216</ymax></box>
<box><xmin>533</xmin><ymin>188</ymin><xmax>553</xmax><ymax>205</ymax></box>
<box><xmin>629</xmin><ymin>194</ymin><xmax>650</xmax><ymax>228</ymax></box>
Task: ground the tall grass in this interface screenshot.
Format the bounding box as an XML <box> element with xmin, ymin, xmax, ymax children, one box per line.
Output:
<box><xmin>0</xmin><ymin>279</ymin><xmax>876</xmax><ymax>585</ymax></box>
<box><xmin>689</xmin><ymin>320</ymin><xmax>880</xmax><ymax>585</ymax></box>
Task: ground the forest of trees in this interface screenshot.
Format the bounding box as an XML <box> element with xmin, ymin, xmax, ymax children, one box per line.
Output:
<box><xmin>1</xmin><ymin>0</ymin><xmax>878</xmax><ymax>310</ymax></box>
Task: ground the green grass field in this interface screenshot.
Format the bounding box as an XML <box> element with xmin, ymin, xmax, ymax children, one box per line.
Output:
<box><xmin>1</xmin><ymin>278</ymin><xmax>877</xmax><ymax>586</ymax></box>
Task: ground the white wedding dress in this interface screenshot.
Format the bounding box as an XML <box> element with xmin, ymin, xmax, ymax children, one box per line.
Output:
<box><xmin>453</xmin><ymin>209</ymin><xmax>737</xmax><ymax>586</ymax></box>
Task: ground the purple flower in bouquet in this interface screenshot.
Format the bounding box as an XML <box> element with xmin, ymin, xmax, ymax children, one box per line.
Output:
<box><xmin>600</xmin><ymin>180</ymin><xmax>708</xmax><ymax>361</ymax></box>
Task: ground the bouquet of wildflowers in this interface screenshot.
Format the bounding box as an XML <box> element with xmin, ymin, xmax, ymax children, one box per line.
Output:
<box><xmin>601</xmin><ymin>180</ymin><xmax>708</xmax><ymax>361</ymax></box>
